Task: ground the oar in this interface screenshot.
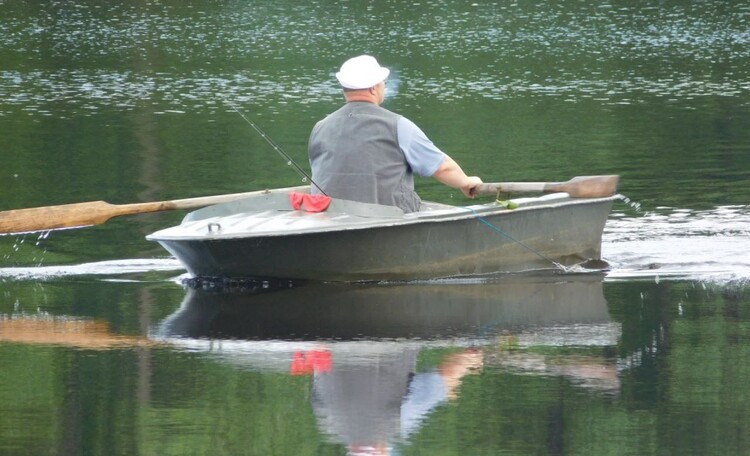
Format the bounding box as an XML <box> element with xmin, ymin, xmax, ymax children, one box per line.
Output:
<box><xmin>476</xmin><ymin>175</ymin><xmax>619</xmax><ymax>199</ymax></box>
<box><xmin>0</xmin><ymin>185</ymin><xmax>309</xmax><ymax>235</ymax></box>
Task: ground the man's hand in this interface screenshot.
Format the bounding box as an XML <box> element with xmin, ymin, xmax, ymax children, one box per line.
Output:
<box><xmin>462</xmin><ymin>176</ymin><xmax>483</xmax><ymax>198</ymax></box>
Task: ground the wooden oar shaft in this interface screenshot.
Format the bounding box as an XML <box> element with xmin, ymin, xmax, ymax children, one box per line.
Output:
<box><xmin>0</xmin><ymin>185</ymin><xmax>309</xmax><ymax>234</ymax></box>
<box><xmin>476</xmin><ymin>175</ymin><xmax>619</xmax><ymax>198</ymax></box>
<box><xmin>0</xmin><ymin>176</ymin><xmax>618</xmax><ymax>235</ymax></box>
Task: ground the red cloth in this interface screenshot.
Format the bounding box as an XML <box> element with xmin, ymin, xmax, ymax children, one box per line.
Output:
<box><xmin>289</xmin><ymin>192</ymin><xmax>332</xmax><ymax>212</ymax></box>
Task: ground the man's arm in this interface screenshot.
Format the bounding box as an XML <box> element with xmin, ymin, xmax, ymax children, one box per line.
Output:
<box><xmin>432</xmin><ymin>156</ymin><xmax>483</xmax><ymax>198</ymax></box>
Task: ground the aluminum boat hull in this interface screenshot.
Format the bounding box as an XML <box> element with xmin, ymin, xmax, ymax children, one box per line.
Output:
<box><xmin>147</xmin><ymin>188</ymin><xmax>617</xmax><ymax>281</ymax></box>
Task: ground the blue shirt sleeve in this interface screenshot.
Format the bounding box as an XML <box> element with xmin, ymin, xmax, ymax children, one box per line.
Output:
<box><xmin>399</xmin><ymin>371</ymin><xmax>448</xmax><ymax>438</ymax></box>
<box><xmin>397</xmin><ymin>117</ymin><xmax>447</xmax><ymax>177</ymax></box>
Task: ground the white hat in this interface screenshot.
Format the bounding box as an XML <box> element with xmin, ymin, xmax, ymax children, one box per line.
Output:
<box><xmin>335</xmin><ymin>55</ymin><xmax>390</xmax><ymax>90</ymax></box>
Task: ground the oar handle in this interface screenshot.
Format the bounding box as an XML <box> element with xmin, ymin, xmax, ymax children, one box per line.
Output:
<box><xmin>476</xmin><ymin>182</ymin><xmax>549</xmax><ymax>194</ymax></box>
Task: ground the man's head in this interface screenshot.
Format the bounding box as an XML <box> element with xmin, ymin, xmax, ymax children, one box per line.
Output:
<box><xmin>336</xmin><ymin>55</ymin><xmax>389</xmax><ymax>105</ymax></box>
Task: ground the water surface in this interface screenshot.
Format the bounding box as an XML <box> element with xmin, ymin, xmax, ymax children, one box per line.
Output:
<box><xmin>1</xmin><ymin>0</ymin><xmax>749</xmax><ymax>454</ymax></box>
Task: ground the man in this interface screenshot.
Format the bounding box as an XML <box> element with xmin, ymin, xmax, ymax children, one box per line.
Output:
<box><xmin>308</xmin><ymin>55</ymin><xmax>483</xmax><ymax>213</ymax></box>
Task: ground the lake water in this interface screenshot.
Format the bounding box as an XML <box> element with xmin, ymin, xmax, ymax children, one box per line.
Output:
<box><xmin>1</xmin><ymin>0</ymin><xmax>749</xmax><ymax>454</ymax></box>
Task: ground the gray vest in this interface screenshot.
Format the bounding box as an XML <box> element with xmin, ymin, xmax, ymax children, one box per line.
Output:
<box><xmin>308</xmin><ymin>102</ymin><xmax>421</xmax><ymax>213</ymax></box>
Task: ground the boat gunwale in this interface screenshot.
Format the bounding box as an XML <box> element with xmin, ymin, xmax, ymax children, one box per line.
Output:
<box><xmin>146</xmin><ymin>193</ymin><xmax>621</xmax><ymax>242</ymax></box>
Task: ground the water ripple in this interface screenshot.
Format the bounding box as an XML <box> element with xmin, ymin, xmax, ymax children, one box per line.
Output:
<box><xmin>604</xmin><ymin>205</ymin><xmax>750</xmax><ymax>284</ymax></box>
<box><xmin>1</xmin><ymin>0</ymin><xmax>748</xmax><ymax>117</ymax></box>
<box><xmin>0</xmin><ymin>258</ymin><xmax>183</xmax><ymax>281</ymax></box>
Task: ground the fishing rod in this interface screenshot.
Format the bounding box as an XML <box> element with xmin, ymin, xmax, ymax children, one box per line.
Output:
<box><xmin>225</xmin><ymin>101</ymin><xmax>327</xmax><ymax>195</ymax></box>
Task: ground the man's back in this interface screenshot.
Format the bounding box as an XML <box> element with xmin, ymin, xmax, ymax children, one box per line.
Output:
<box><xmin>309</xmin><ymin>101</ymin><xmax>421</xmax><ymax>212</ymax></box>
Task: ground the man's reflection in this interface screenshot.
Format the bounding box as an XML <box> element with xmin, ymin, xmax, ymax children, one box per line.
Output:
<box><xmin>292</xmin><ymin>344</ymin><xmax>482</xmax><ymax>455</ymax></box>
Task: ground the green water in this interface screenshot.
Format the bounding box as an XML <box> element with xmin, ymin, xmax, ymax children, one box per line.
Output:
<box><xmin>1</xmin><ymin>0</ymin><xmax>749</xmax><ymax>454</ymax></box>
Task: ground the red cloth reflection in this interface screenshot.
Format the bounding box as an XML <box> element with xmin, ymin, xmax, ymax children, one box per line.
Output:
<box><xmin>291</xmin><ymin>349</ymin><xmax>333</xmax><ymax>375</ymax></box>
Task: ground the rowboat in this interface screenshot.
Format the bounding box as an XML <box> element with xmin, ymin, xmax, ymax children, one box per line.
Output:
<box><xmin>146</xmin><ymin>177</ymin><xmax>619</xmax><ymax>282</ymax></box>
<box><xmin>0</xmin><ymin>175</ymin><xmax>618</xmax><ymax>282</ymax></box>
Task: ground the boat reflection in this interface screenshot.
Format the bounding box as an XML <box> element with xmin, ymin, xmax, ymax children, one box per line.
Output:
<box><xmin>156</xmin><ymin>273</ymin><xmax>621</xmax><ymax>454</ymax></box>
<box><xmin>159</xmin><ymin>273</ymin><xmax>614</xmax><ymax>340</ymax></box>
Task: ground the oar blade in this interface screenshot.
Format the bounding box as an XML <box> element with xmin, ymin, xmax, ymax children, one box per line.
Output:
<box><xmin>0</xmin><ymin>201</ymin><xmax>116</xmax><ymax>234</ymax></box>
<box><xmin>554</xmin><ymin>175</ymin><xmax>619</xmax><ymax>198</ymax></box>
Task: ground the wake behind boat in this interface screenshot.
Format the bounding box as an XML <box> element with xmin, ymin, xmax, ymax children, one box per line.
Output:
<box><xmin>146</xmin><ymin>181</ymin><xmax>619</xmax><ymax>282</ymax></box>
